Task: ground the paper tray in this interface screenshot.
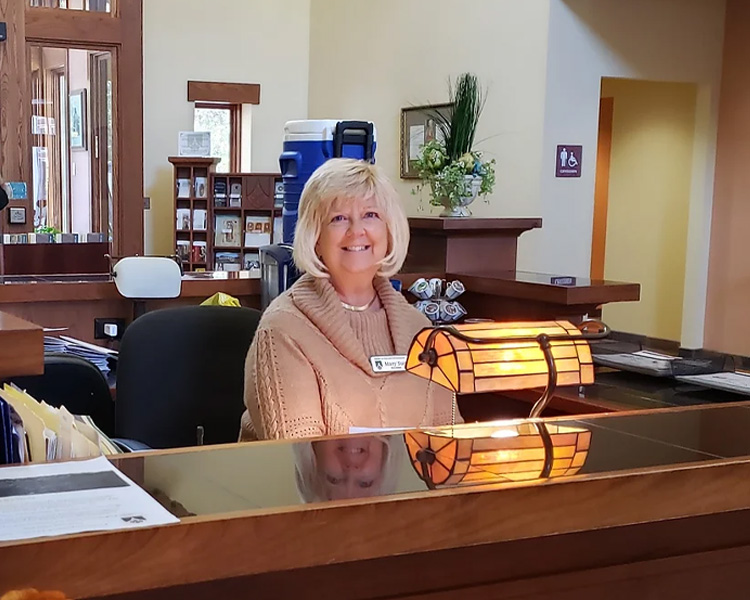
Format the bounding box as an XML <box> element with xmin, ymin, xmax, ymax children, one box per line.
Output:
<box><xmin>593</xmin><ymin>352</ymin><xmax>726</xmax><ymax>378</ymax></box>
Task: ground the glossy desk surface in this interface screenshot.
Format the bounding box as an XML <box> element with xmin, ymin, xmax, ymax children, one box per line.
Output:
<box><xmin>111</xmin><ymin>401</ymin><xmax>750</xmax><ymax>518</ymax></box>
<box><xmin>6</xmin><ymin>403</ymin><xmax>750</xmax><ymax>598</ymax></box>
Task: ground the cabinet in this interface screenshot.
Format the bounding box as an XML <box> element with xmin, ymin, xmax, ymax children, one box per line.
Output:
<box><xmin>169</xmin><ymin>157</ymin><xmax>282</xmax><ymax>273</ymax></box>
<box><xmin>209</xmin><ymin>172</ymin><xmax>282</xmax><ymax>273</ymax></box>
<box><xmin>168</xmin><ymin>156</ymin><xmax>219</xmax><ymax>272</ymax></box>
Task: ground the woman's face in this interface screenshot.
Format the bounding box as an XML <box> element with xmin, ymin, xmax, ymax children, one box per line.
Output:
<box><xmin>316</xmin><ymin>195</ymin><xmax>388</xmax><ymax>283</ymax></box>
<box><xmin>312</xmin><ymin>437</ymin><xmax>387</xmax><ymax>500</ymax></box>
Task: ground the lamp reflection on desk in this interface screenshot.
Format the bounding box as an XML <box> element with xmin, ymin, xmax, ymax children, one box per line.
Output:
<box><xmin>404</xmin><ymin>422</ymin><xmax>591</xmax><ymax>490</ymax></box>
<box><xmin>406</xmin><ymin>320</ymin><xmax>608</xmax><ymax>420</ymax></box>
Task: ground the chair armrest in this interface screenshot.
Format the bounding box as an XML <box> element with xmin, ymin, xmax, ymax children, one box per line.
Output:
<box><xmin>113</xmin><ymin>438</ymin><xmax>153</xmax><ymax>452</ymax></box>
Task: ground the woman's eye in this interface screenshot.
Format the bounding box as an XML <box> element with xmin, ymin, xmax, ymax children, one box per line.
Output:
<box><xmin>358</xmin><ymin>480</ymin><xmax>375</xmax><ymax>489</ymax></box>
<box><xmin>364</xmin><ymin>211</ymin><xmax>379</xmax><ymax>219</ymax></box>
<box><xmin>330</xmin><ymin>215</ymin><xmax>346</xmax><ymax>223</ymax></box>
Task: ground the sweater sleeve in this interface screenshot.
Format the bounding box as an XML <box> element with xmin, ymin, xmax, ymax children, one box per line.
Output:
<box><xmin>243</xmin><ymin>326</ymin><xmax>325</xmax><ymax>440</ymax></box>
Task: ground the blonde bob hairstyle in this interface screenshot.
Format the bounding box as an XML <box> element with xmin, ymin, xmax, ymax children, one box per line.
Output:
<box><xmin>293</xmin><ymin>435</ymin><xmax>405</xmax><ymax>503</ymax></box>
<box><xmin>292</xmin><ymin>158</ymin><xmax>410</xmax><ymax>279</ymax></box>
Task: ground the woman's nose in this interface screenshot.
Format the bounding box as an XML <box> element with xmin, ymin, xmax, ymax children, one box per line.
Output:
<box><xmin>347</xmin><ymin>217</ymin><xmax>366</xmax><ymax>236</ymax></box>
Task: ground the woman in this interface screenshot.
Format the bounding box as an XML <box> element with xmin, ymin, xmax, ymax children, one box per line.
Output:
<box><xmin>240</xmin><ymin>158</ymin><xmax>460</xmax><ymax>440</ymax></box>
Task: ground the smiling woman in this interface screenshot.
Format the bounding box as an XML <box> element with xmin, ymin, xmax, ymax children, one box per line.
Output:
<box><xmin>241</xmin><ymin>159</ymin><xmax>462</xmax><ymax>441</ymax></box>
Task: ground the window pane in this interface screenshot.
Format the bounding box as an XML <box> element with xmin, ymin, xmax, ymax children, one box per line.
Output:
<box><xmin>194</xmin><ymin>107</ymin><xmax>231</xmax><ymax>173</ymax></box>
<box><xmin>29</xmin><ymin>45</ymin><xmax>116</xmax><ymax>236</ymax></box>
<box><xmin>29</xmin><ymin>0</ymin><xmax>111</xmax><ymax>12</ymax></box>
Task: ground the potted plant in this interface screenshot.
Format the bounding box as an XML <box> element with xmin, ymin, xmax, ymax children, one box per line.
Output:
<box><xmin>413</xmin><ymin>73</ymin><xmax>496</xmax><ymax>217</ymax></box>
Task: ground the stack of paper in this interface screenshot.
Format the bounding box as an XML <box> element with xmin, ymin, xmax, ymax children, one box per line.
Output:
<box><xmin>43</xmin><ymin>335</ymin><xmax>118</xmax><ymax>373</ymax></box>
<box><xmin>0</xmin><ymin>456</ymin><xmax>179</xmax><ymax>542</ymax></box>
<box><xmin>0</xmin><ymin>384</ymin><xmax>119</xmax><ymax>465</ymax></box>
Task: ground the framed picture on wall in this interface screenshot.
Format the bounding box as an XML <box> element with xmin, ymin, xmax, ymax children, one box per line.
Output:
<box><xmin>8</xmin><ymin>206</ymin><xmax>26</xmax><ymax>225</ymax></box>
<box><xmin>69</xmin><ymin>89</ymin><xmax>87</xmax><ymax>150</ymax></box>
<box><xmin>400</xmin><ymin>102</ymin><xmax>452</xmax><ymax>179</ymax></box>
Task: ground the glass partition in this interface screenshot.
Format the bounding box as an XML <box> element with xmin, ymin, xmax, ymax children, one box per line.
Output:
<box><xmin>28</xmin><ymin>46</ymin><xmax>115</xmax><ymax>240</ymax></box>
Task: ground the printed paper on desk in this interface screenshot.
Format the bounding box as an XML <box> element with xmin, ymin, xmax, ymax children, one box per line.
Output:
<box><xmin>349</xmin><ymin>426</ymin><xmax>411</xmax><ymax>435</ymax></box>
<box><xmin>0</xmin><ymin>456</ymin><xmax>179</xmax><ymax>542</ymax></box>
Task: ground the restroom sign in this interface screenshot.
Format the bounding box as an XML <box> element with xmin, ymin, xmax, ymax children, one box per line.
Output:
<box><xmin>556</xmin><ymin>145</ymin><xmax>582</xmax><ymax>178</ymax></box>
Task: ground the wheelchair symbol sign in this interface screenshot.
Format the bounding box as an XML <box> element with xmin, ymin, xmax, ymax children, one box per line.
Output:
<box><xmin>556</xmin><ymin>145</ymin><xmax>583</xmax><ymax>178</ymax></box>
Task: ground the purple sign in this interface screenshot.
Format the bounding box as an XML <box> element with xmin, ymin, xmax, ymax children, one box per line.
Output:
<box><xmin>556</xmin><ymin>145</ymin><xmax>582</xmax><ymax>178</ymax></box>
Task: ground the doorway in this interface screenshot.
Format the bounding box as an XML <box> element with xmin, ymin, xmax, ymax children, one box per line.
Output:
<box><xmin>591</xmin><ymin>78</ymin><xmax>698</xmax><ymax>343</ymax></box>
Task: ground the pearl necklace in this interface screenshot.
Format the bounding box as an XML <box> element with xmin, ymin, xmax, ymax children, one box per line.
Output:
<box><xmin>341</xmin><ymin>296</ymin><xmax>376</xmax><ymax>312</ymax></box>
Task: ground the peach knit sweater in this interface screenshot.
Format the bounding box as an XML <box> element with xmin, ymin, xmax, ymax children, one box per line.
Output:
<box><xmin>240</xmin><ymin>273</ymin><xmax>459</xmax><ymax>440</ymax></box>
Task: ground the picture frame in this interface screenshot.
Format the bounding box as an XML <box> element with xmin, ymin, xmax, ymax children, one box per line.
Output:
<box><xmin>69</xmin><ymin>89</ymin><xmax>87</xmax><ymax>151</ymax></box>
<box><xmin>400</xmin><ymin>102</ymin><xmax>452</xmax><ymax>179</ymax></box>
<box><xmin>8</xmin><ymin>206</ymin><xmax>26</xmax><ymax>225</ymax></box>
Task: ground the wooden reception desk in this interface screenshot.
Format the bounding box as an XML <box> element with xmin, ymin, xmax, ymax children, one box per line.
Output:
<box><xmin>3</xmin><ymin>403</ymin><xmax>750</xmax><ymax>599</ymax></box>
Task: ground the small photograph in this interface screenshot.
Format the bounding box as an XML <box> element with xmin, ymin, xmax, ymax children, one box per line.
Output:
<box><xmin>176</xmin><ymin>208</ymin><xmax>191</xmax><ymax>231</ymax></box>
<box><xmin>176</xmin><ymin>240</ymin><xmax>191</xmax><ymax>262</ymax></box>
<box><xmin>213</xmin><ymin>179</ymin><xmax>228</xmax><ymax>207</ymax></box>
<box><xmin>192</xmin><ymin>208</ymin><xmax>207</xmax><ymax>231</ymax></box>
<box><xmin>214</xmin><ymin>251</ymin><xmax>241</xmax><ymax>272</ymax></box>
<box><xmin>194</xmin><ymin>176</ymin><xmax>208</xmax><ymax>198</ymax></box>
<box><xmin>244</xmin><ymin>215</ymin><xmax>271</xmax><ymax>247</ymax></box>
<box><xmin>192</xmin><ymin>240</ymin><xmax>207</xmax><ymax>263</ymax></box>
<box><xmin>176</xmin><ymin>178</ymin><xmax>192</xmax><ymax>199</ymax></box>
<box><xmin>215</xmin><ymin>214</ymin><xmax>242</xmax><ymax>247</ymax></box>
<box><xmin>7</xmin><ymin>206</ymin><xmax>26</xmax><ymax>225</ymax></box>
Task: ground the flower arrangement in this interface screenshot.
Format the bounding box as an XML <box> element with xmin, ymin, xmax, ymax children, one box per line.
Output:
<box><xmin>412</xmin><ymin>73</ymin><xmax>496</xmax><ymax>216</ymax></box>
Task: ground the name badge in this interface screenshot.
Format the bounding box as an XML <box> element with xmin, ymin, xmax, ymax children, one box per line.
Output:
<box><xmin>370</xmin><ymin>355</ymin><xmax>407</xmax><ymax>373</ymax></box>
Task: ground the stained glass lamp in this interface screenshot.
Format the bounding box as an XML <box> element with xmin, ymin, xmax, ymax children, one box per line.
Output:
<box><xmin>405</xmin><ymin>421</ymin><xmax>591</xmax><ymax>490</ymax></box>
<box><xmin>405</xmin><ymin>320</ymin><xmax>608</xmax><ymax>419</ymax></box>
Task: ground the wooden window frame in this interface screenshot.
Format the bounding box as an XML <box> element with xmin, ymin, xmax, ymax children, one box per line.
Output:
<box><xmin>194</xmin><ymin>101</ymin><xmax>242</xmax><ymax>173</ymax></box>
<box><xmin>0</xmin><ymin>1</ymin><xmax>144</xmax><ymax>255</ymax></box>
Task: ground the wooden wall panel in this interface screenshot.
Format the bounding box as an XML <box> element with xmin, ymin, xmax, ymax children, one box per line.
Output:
<box><xmin>0</xmin><ymin>0</ymin><xmax>30</xmax><ymax>236</ymax></box>
<box><xmin>116</xmin><ymin>0</ymin><xmax>144</xmax><ymax>256</ymax></box>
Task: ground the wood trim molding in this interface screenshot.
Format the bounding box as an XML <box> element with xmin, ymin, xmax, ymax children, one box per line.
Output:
<box><xmin>25</xmin><ymin>7</ymin><xmax>122</xmax><ymax>45</ymax></box>
<box><xmin>188</xmin><ymin>80</ymin><xmax>261</xmax><ymax>105</ymax></box>
<box><xmin>591</xmin><ymin>97</ymin><xmax>614</xmax><ymax>280</ymax></box>
<box><xmin>116</xmin><ymin>0</ymin><xmax>144</xmax><ymax>256</ymax></box>
<box><xmin>0</xmin><ymin>0</ymin><xmax>30</xmax><ymax>236</ymax></box>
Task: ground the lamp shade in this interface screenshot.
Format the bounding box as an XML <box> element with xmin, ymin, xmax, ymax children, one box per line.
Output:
<box><xmin>405</xmin><ymin>422</ymin><xmax>591</xmax><ymax>489</ymax></box>
<box><xmin>406</xmin><ymin>321</ymin><xmax>594</xmax><ymax>394</ymax></box>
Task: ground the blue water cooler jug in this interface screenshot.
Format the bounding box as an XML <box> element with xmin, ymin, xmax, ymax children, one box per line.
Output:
<box><xmin>260</xmin><ymin>120</ymin><xmax>377</xmax><ymax>309</ymax></box>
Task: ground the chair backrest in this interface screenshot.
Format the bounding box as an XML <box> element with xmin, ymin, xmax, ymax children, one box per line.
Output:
<box><xmin>115</xmin><ymin>305</ymin><xmax>261</xmax><ymax>449</ymax></box>
<box><xmin>8</xmin><ymin>353</ymin><xmax>115</xmax><ymax>436</ymax></box>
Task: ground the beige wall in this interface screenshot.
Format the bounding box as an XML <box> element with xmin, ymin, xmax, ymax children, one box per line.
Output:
<box><xmin>705</xmin><ymin>0</ymin><xmax>750</xmax><ymax>355</ymax></box>
<box><xmin>308</xmin><ymin>0</ymin><xmax>552</xmax><ymax>224</ymax></box>
<box><xmin>142</xmin><ymin>0</ymin><xmax>311</xmax><ymax>254</ymax></box>
<box><xmin>539</xmin><ymin>0</ymin><xmax>724</xmax><ymax>349</ymax></box>
<box><xmin>600</xmin><ymin>78</ymin><xmax>697</xmax><ymax>342</ymax></box>
<box><xmin>307</xmin><ymin>1</ymin><xmax>725</xmax><ymax>347</ymax></box>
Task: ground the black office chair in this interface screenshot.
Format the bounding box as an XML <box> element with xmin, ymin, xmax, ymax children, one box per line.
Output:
<box><xmin>7</xmin><ymin>353</ymin><xmax>115</xmax><ymax>436</ymax></box>
<box><xmin>115</xmin><ymin>305</ymin><xmax>261</xmax><ymax>449</ymax></box>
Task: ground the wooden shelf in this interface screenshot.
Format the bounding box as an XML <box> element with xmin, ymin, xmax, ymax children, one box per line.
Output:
<box><xmin>170</xmin><ymin>161</ymin><xmax>281</xmax><ymax>272</ymax></box>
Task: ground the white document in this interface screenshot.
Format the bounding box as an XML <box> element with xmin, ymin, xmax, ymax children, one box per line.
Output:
<box><xmin>58</xmin><ymin>335</ymin><xmax>118</xmax><ymax>356</ymax></box>
<box><xmin>677</xmin><ymin>371</ymin><xmax>750</xmax><ymax>396</ymax></box>
<box><xmin>633</xmin><ymin>350</ymin><xmax>681</xmax><ymax>361</ymax></box>
<box><xmin>0</xmin><ymin>456</ymin><xmax>179</xmax><ymax>542</ymax></box>
<box><xmin>349</xmin><ymin>426</ymin><xmax>410</xmax><ymax>435</ymax></box>
<box><xmin>178</xmin><ymin>131</ymin><xmax>211</xmax><ymax>157</ymax></box>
